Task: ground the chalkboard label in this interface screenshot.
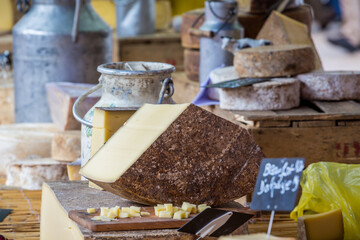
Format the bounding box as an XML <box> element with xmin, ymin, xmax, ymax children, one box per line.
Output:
<box><xmin>250</xmin><ymin>158</ymin><xmax>305</xmax><ymax>211</ymax></box>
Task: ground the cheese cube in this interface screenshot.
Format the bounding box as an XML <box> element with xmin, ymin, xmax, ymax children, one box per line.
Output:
<box><xmin>154</xmin><ymin>206</ymin><xmax>166</xmax><ymax>216</ymax></box>
<box><xmin>119</xmin><ymin>212</ymin><xmax>130</xmax><ymax>218</ymax></box>
<box><xmin>100</xmin><ymin>207</ymin><xmax>109</xmax><ymax>217</ymax></box>
<box><xmin>131</xmin><ymin>212</ymin><xmax>141</xmax><ymax>217</ymax></box>
<box><xmin>130</xmin><ymin>206</ymin><xmax>141</xmax><ymax>213</ymax></box>
<box><xmin>107</xmin><ymin>210</ymin><xmax>118</xmax><ymax>219</ymax></box>
<box><xmin>173</xmin><ymin>211</ymin><xmax>186</xmax><ymax>220</ymax></box>
<box><xmin>141</xmin><ymin>211</ymin><xmax>150</xmax><ymax>216</ymax></box>
<box><xmin>184</xmin><ymin>212</ymin><xmax>190</xmax><ymax>218</ymax></box>
<box><xmin>121</xmin><ymin>207</ymin><xmax>131</xmax><ymax>213</ymax></box>
<box><xmin>100</xmin><ymin>216</ymin><xmax>112</xmax><ymax>222</ymax></box>
<box><xmin>87</xmin><ymin>208</ymin><xmax>96</xmax><ymax>214</ymax></box>
<box><xmin>181</xmin><ymin>202</ymin><xmax>193</xmax><ymax>212</ymax></box>
<box><xmin>198</xmin><ymin>204</ymin><xmax>211</xmax><ymax>213</ymax></box>
<box><xmin>164</xmin><ymin>203</ymin><xmax>173</xmax><ymax>213</ymax></box>
<box><xmin>158</xmin><ymin>211</ymin><xmax>173</xmax><ymax>218</ymax></box>
<box><xmin>91</xmin><ymin>216</ymin><xmax>102</xmax><ymax>221</ymax></box>
<box><xmin>110</xmin><ymin>206</ymin><xmax>120</xmax><ymax>217</ymax></box>
<box><xmin>173</xmin><ymin>207</ymin><xmax>180</xmax><ymax>212</ymax></box>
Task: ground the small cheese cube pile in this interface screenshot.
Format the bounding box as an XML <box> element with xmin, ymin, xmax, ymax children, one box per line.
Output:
<box><xmin>155</xmin><ymin>202</ymin><xmax>211</xmax><ymax>220</ymax></box>
<box><xmin>90</xmin><ymin>206</ymin><xmax>148</xmax><ymax>221</ymax></box>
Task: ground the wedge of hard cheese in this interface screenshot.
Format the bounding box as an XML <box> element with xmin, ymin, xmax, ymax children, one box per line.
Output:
<box><xmin>256</xmin><ymin>11</ymin><xmax>323</xmax><ymax>70</ymax></box>
<box><xmin>297</xmin><ymin>71</ymin><xmax>360</xmax><ymax>101</ymax></box>
<box><xmin>234</xmin><ymin>44</ymin><xmax>315</xmax><ymax>78</ymax></box>
<box><xmin>297</xmin><ymin>209</ymin><xmax>344</xmax><ymax>240</ymax></box>
<box><xmin>220</xmin><ymin>233</ymin><xmax>295</xmax><ymax>240</ymax></box>
<box><xmin>210</xmin><ymin>66</ymin><xmax>300</xmax><ymax>110</ymax></box>
<box><xmin>6</xmin><ymin>158</ymin><xmax>68</xmax><ymax>190</ymax></box>
<box><xmin>51</xmin><ymin>131</ymin><xmax>81</xmax><ymax>162</ymax></box>
<box><xmin>80</xmin><ymin>103</ymin><xmax>264</xmax><ymax>205</ymax></box>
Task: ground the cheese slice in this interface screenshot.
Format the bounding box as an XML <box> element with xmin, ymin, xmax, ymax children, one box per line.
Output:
<box><xmin>80</xmin><ymin>103</ymin><xmax>264</xmax><ymax>205</ymax></box>
<box><xmin>298</xmin><ymin>209</ymin><xmax>344</xmax><ymax>240</ymax></box>
<box><xmin>256</xmin><ymin>11</ymin><xmax>323</xmax><ymax>70</ymax></box>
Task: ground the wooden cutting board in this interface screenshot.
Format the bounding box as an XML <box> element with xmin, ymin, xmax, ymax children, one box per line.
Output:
<box><xmin>69</xmin><ymin>207</ymin><xmax>258</xmax><ymax>232</ymax></box>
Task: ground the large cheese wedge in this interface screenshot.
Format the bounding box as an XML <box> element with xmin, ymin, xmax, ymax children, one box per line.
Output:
<box><xmin>80</xmin><ymin>103</ymin><xmax>264</xmax><ymax>205</ymax></box>
<box><xmin>257</xmin><ymin>11</ymin><xmax>322</xmax><ymax>70</ymax></box>
<box><xmin>234</xmin><ymin>44</ymin><xmax>315</xmax><ymax>78</ymax></box>
<box><xmin>220</xmin><ymin>233</ymin><xmax>295</xmax><ymax>240</ymax></box>
<box><xmin>91</xmin><ymin>107</ymin><xmax>136</xmax><ymax>156</ymax></box>
<box><xmin>0</xmin><ymin>123</ymin><xmax>57</xmax><ymax>176</ymax></box>
<box><xmin>51</xmin><ymin>131</ymin><xmax>81</xmax><ymax>162</ymax></box>
<box><xmin>5</xmin><ymin>158</ymin><xmax>68</xmax><ymax>190</ymax></box>
<box><xmin>210</xmin><ymin>66</ymin><xmax>300</xmax><ymax>110</ymax></box>
<box><xmin>46</xmin><ymin>82</ymin><xmax>101</xmax><ymax>130</ymax></box>
<box><xmin>297</xmin><ymin>71</ymin><xmax>360</xmax><ymax>101</ymax></box>
<box><xmin>0</xmin><ymin>77</ymin><xmax>14</xmax><ymax>124</ymax></box>
<box><xmin>297</xmin><ymin>209</ymin><xmax>344</xmax><ymax>240</ymax></box>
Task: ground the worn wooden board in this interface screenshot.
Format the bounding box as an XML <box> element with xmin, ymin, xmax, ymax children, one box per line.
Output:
<box><xmin>117</xmin><ymin>31</ymin><xmax>183</xmax><ymax>70</ymax></box>
<box><xmin>69</xmin><ymin>207</ymin><xmax>195</xmax><ymax>232</ymax></box>
<box><xmin>69</xmin><ymin>207</ymin><xmax>258</xmax><ymax>232</ymax></box>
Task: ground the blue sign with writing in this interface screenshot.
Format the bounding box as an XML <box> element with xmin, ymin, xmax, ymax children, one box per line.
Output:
<box><xmin>250</xmin><ymin>158</ymin><xmax>305</xmax><ymax>211</ymax></box>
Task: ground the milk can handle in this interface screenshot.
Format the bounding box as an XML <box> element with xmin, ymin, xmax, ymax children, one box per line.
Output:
<box><xmin>72</xmin><ymin>83</ymin><xmax>102</xmax><ymax>128</ymax></box>
<box><xmin>73</xmin><ymin>77</ymin><xmax>174</xmax><ymax>128</ymax></box>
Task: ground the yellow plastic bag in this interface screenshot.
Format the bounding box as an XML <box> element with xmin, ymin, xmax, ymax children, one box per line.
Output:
<box><xmin>290</xmin><ymin>162</ymin><xmax>360</xmax><ymax>239</ymax></box>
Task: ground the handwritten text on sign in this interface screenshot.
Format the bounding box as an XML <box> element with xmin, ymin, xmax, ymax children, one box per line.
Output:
<box><xmin>250</xmin><ymin>158</ymin><xmax>305</xmax><ymax>211</ymax></box>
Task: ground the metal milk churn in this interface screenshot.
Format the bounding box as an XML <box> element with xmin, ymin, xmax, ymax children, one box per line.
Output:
<box><xmin>72</xmin><ymin>61</ymin><xmax>175</xmax><ymax>167</ymax></box>
<box><xmin>198</xmin><ymin>0</ymin><xmax>243</xmax><ymax>99</ymax></box>
<box><xmin>12</xmin><ymin>0</ymin><xmax>112</xmax><ymax>123</ymax></box>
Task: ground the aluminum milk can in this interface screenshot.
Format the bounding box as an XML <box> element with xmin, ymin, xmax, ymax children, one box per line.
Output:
<box><xmin>13</xmin><ymin>0</ymin><xmax>112</xmax><ymax>123</ymax></box>
<box><xmin>72</xmin><ymin>61</ymin><xmax>175</xmax><ymax>167</ymax></box>
<box><xmin>198</xmin><ymin>0</ymin><xmax>243</xmax><ymax>99</ymax></box>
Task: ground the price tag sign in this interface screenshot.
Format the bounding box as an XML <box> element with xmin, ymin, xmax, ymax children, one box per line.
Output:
<box><xmin>250</xmin><ymin>158</ymin><xmax>305</xmax><ymax>212</ymax></box>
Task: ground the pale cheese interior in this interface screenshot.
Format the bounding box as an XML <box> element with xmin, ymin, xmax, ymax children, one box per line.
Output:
<box><xmin>80</xmin><ymin>103</ymin><xmax>190</xmax><ymax>182</ymax></box>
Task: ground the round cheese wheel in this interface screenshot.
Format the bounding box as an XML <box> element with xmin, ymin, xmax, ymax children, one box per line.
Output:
<box><xmin>297</xmin><ymin>71</ymin><xmax>360</xmax><ymax>100</ymax></box>
<box><xmin>210</xmin><ymin>66</ymin><xmax>300</xmax><ymax>110</ymax></box>
<box><xmin>234</xmin><ymin>44</ymin><xmax>315</xmax><ymax>78</ymax></box>
<box><xmin>6</xmin><ymin>158</ymin><xmax>68</xmax><ymax>190</ymax></box>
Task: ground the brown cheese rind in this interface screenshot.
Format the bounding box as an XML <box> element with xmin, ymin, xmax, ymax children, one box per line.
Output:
<box><xmin>234</xmin><ymin>44</ymin><xmax>315</xmax><ymax>78</ymax></box>
<box><xmin>90</xmin><ymin>104</ymin><xmax>264</xmax><ymax>206</ymax></box>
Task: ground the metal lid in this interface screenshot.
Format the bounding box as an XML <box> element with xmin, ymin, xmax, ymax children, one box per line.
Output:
<box><xmin>97</xmin><ymin>62</ymin><xmax>176</xmax><ymax>76</ymax></box>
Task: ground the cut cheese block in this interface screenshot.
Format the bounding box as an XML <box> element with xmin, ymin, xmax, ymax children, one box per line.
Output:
<box><xmin>0</xmin><ymin>123</ymin><xmax>57</xmax><ymax>176</ymax></box>
<box><xmin>184</xmin><ymin>48</ymin><xmax>200</xmax><ymax>82</ymax></box>
<box><xmin>220</xmin><ymin>233</ymin><xmax>295</xmax><ymax>240</ymax></box>
<box><xmin>51</xmin><ymin>131</ymin><xmax>81</xmax><ymax>162</ymax></box>
<box><xmin>0</xmin><ymin>77</ymin><xmax>14</xmax><ymax>124</ymax></box>
<box><xmin>297</xmin><ymin>209</ymin><xmax>344</xmax><ymax>240</ymax></box>
<box><xmin>40</xmin><ymin>181</ymin><xmax>248</xmax><ymax>240</ymax></box>
<box><xmin>80</xmin><ymin>103</ymin><xmax>264</xmax><ymax>205</ymax></box>
<box><xmin>5</xmin><ymin>158</ymin><xmax>68</xmax><ymax>190</ymax></box>
<box><xmin>91</xmin><ymin>107</ymin><xmax>137</xmax><ymax>156</ymax></box>
<box><xmin>67</xmin><ymin>159</ymin><xmax>81</xmax><ymax>181</ymax></box>
<box><xmin>257</xmin><ymin>11</ymin><xmax>322</xmax><ymax>70</ymax></box>
<box><xmin>238</xmin><ymin>0</ymin><xmax>300</xmax><ymax>13</ymax></box>
<box><xmin>234</xmin><ymin>44</ymin><xmax>315</xmax><ymax>78</ymax></box>
<box><xmin>46</xmin><ymin>82</ymin><xmax>101</xmax><ymax>131</ymax></box>
<box><xmin>297</xmin><ymin>71</ymin><xmax>360</xmax><ymax>101</ymax></box>
<box><xmin>210</xmin><ymin>66</ymin><xmax>300</xmax><ymax>110</ymax></box>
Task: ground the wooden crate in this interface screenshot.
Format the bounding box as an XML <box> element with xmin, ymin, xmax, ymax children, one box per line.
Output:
<box><xmin>116</xmin><ymin>30</ymin><xmax>184</xmax><ymax>70</ymax></box>
<box><xmin>172</xmin><ymin>72</ymin><xmax>360</xmax><ymax>166</ymax></box>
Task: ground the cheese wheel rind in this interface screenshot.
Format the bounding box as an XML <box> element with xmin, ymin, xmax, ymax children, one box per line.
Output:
<box><xmin>297</xmin><ymin>71</ymin><xmax>360</xmax><ymax>100</ymax></box>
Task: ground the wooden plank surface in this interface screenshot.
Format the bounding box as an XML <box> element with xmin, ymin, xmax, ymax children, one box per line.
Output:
<box><xmin>313</xmin><ymin>100</ymin><xmax>360</xmax><ymax>114</ymax></box>
<box><xmin>0</xmin><ymin>185</ymin><xmax>297</xmax><ymax>239</ymax></box>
